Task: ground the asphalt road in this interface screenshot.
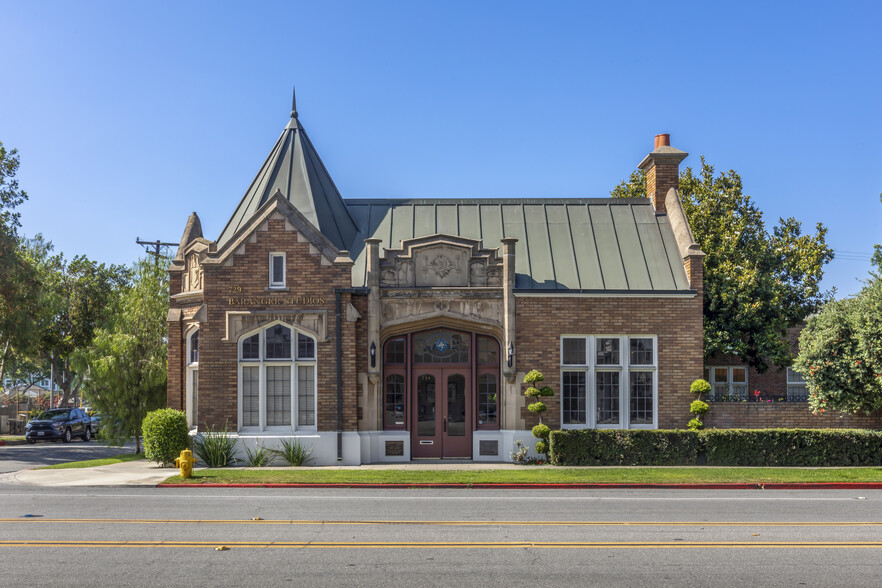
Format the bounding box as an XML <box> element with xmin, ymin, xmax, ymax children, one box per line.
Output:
<box><xmin>2</xmin><ymin>486</ymin><xmax>881</xmax><ymax>587</ymax></box>
<box><xmin>0</xmin><ymin>440</ymin><xmax>137</xmax><ymax>473</ymax></box>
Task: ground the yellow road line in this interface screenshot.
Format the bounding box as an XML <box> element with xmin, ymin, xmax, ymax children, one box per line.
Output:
<box><xmin>2</xmin><ymin>540</ymin><xmax>882</xmax><ymax>549</ymax></box>
<box><xmin>2</xmin><ymin>518</ymin><xmax>882</xmax><ymax>527</ymax></box>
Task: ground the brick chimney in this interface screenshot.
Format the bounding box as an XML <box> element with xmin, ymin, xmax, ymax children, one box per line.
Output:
<box><xmin>637</xmin><ymin>133</ymin><xmax>688</xmax><ymax>214</ymax></box>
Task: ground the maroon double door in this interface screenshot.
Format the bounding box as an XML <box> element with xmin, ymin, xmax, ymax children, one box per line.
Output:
<box><xmin>412</xmin><ymin>367</ymin><xmax>471</xmax><ymax>459</ymax></box>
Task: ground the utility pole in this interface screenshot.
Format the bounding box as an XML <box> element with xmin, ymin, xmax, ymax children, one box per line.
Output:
<box><xmin>136</xmin><ymin>237</ymin><xmax>177</xmax><ymax>264</ymax></box>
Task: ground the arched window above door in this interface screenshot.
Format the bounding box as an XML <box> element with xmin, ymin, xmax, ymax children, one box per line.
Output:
<box><xmin>412</xmin><ymin>329</ymin><xmax>470</xmax><ymax>364</ymax></box>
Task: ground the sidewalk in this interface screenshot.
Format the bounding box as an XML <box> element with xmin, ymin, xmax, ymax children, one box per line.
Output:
<box><xmin>2</xmin><ymin>460</ymin><xmax>172</xmax><ymax>486</ymax></box>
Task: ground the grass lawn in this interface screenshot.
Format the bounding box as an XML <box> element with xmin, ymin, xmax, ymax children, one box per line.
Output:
<box><xmin>37</xmin><ymin>453</ymin><xmax>145</xmax><ymax>470</ymax></box>
<box><xmin>0</xmin><ymin>436</ymin><xmax>26</xmax><ymax>442</ymax></box>
<box><xmin>162</xmin><ymin>467</ymin><xmax>882</xmax><ymax>485</ymax></box>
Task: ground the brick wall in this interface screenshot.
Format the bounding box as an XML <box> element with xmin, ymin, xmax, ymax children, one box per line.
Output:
<box><xmin>514</xmin><ymin>294</ymin><xmax>703</xmax><ymax>429</ymax></box>
<box><xmin>705</xmin><ymin>404</ymin><xmax>882</xmax><ymax>429</ymax></box>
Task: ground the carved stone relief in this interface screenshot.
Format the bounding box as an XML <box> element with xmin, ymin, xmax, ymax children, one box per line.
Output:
<box><xmin>381</xmin><ymin>297</ymin><xmax>503</xmax><ymax>329</ymax></box>
<box><xmin>225</xmin><ymin>311</ymin><xmax>327</xmax><ymax>342</ymax></box>
<box><xmin>379</xmin><ymin>234</ymin><xmax>504</xmax><ymax>289</ymax></box>
<box><xmin>183</xmin><ymin>253</ymin><xmax>203</xmax><ymax>292</ymax></box>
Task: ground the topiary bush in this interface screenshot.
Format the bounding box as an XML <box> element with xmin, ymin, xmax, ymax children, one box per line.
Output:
<box><xmin>690</xmin><ymin>400</ymin><xmax>709</xmax><ymax>415</ymax></box>
<box><xmin>687</xmin><ymin>417</ymin><xmax>705</xmax><ymax>430</ymax></box>
<box><xmin>524</xmin><ymin>369</ymin><xmax>555</xmax><ymax>461</ymax></box>
<box><xmin>688</xmin><ymin>379</ymin><xmax>712</xmax><ymax>428</ymax></box>
<box><xmin>690</xmin><ymin>379</ymin><xmax>711</xmax><ymax>398</ymax></box>
<box><xmin>142</xmin><ymin>408</ymin><xmax>190</xmax><ymax>467</ymax></box>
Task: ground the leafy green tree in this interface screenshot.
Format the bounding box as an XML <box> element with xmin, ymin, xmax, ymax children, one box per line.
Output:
<box><xmin>78</xmin><ymin>257</ymin><xmax>169</xmax><ymax>452</ymax></box>
<box><xmin>795</xmin><ymin>196</ymin><xmax>882</xmax><ymax>415</ymax></box>
<box><xmin>612</xmin><ymin>159</ymin><xmax>833</xmax><ymax>372</ymax></box>
<box><xmin>0</xmin><ymin>142</ymin><xmax>38</xmax><ymax>385</ymax></box>
<box><xmin>32</xmin><ymin>246</ymin><xmax>129</xmax><ymax>407</ymax></box>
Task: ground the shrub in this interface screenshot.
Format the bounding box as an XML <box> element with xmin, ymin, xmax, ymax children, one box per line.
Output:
<box><xmin>532</xmin><ymin>424</ymin><xmax>551</xmax><ymax>440</ymax></box>
<box><xmin>269</xmin><ymin>438</ymin><xmax>314</xmax><ymax>466</ymax></box>
<box><xmin>690</xmin><ymin>379</ymin><xmax>711</xmax><ymax>398</ymax></box>
<box><xmin>549</xmin><ymin>429</ymin><xmax>702</xmax><ymax>466</ymax></box>
<box><xmin>193</xmin><ymin>426</ymin><xmax>238</xmax><ymax>467</ymax></box>
<box><xmin>690</xmin><ymin>400</ymin><xmax>709</xmax><ymax>415</ymax></box>
<box><xmin>703</xmin><ymin>429</ymin><xmax>882</xmax><ymax>466</ymax></box>
<box><xmin>549</xmin><ymin>428</ymin><xmax>882</xmax><ymax>466</ymax></box>
<box><xmin>687</xmin><ymin>417</ymin><xmax>704</xmax><ymax>430</ymax></box>
<box><xmin>244</xmin><ymin>443</ymin><xmax>275</xmax><ymax>467</ymax></box>
<box><xmin>141</xmin><ymin>409</ymin><xmax>189</xmax><ymax>467</ymax></box>
<box><xmin>523</xmin><ymin>369</ymin><xmax>555</xmax><ymax>461</ymax></box>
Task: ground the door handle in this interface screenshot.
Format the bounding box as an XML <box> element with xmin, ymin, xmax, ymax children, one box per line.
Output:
<box><xmin>443</xmin><ymin>417</ymin><xmax>447</xmax><ymax>432</ymax></box>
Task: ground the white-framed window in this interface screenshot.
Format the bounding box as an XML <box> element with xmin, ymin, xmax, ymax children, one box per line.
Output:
<box><xmin>269</xmin><ymin>252</ymin><xmax>286</xmax><ymax>288</ymax></box>
<box><xmin>786</xmin><ymin>368</ymin><xmax>809</xmax><ymax>402</ymax></box>
<box><xmin>238</xmin><ymin>322</ymin><xmax>316</xmax><ymax>432</ymax></box>
<box><xmin>560</xmin><ymin>335</ymin><xmax>657</xmax><ymax>429</ymax></box>
<box><xmin>705</xmin><ymin>366</ymin><xmax>748</xmax><ymax>400</ymax></box>
<box><xmin>185</xmin><ymin>327</ymin><xmax>199</xmax><ymax>429</ymax></box>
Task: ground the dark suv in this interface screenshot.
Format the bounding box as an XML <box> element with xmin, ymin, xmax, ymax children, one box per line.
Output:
<box><xmin>25</xmin><ymin>408</ymin><xmax>92</xmax><ymax>444</ymax></box>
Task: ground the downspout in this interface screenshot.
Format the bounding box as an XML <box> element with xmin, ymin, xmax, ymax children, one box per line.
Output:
<box><xmin>334</xmin><ymin>287</ymin><xmax>369</xmax><ymax>461</ymax></box>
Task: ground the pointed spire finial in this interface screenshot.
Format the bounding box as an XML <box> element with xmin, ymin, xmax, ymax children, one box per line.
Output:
<box><xmin>290</xmin><ymin>85</ymin><xmax>298</xmax><ymax>119</ymax></box>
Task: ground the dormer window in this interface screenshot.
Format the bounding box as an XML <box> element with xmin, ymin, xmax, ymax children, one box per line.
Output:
<box><xmin>269</xmin><ymin>253</ymin><xmax>286</xmax><ymax>288</ymax></box>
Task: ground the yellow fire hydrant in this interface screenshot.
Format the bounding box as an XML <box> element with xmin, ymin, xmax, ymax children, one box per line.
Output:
<box><xmin>175</xmin><ymin>448</ymin><xmax>196</xmax><ymax>478</ymax></box>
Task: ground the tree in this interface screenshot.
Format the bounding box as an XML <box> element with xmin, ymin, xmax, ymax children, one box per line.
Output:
<box><xmin>33</xmin><ymin>247</ymin><xmax>129</xmax><ymax>407</ymax></box>
<box><xmin>78</xmin><ymin>257</ymin><xmax>169</xmax><ymax>452</ymax></box>
<box><xmin>795</xmin><ymin>197</ymin><xmax>882</xmax><ymax>415</ymax></box>
<box><xmin>612</xmin><ymin>159</ymin><xmax>833</xmax><ymax>371</ymax></box>
<box><xmin>0</xmin><ymin>142</ymin><xmax>38</xmax><ymax>385</ymax></box>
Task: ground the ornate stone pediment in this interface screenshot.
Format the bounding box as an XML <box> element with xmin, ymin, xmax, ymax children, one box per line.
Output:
<box><xmin>379</xmin><ymin>234</ymin><xmax>503</xmax><ymax>288</ymax></box>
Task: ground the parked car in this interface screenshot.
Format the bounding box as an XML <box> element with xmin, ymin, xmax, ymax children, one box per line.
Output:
<box><xmin>25</xmin><ymin>408</ymin><xmax>91</xmax><ymax>443</ymax></box>
<box><xmin>87</xmin><ymin>412</ymin><xmax>103</xmax><ymax>436</ymax></box>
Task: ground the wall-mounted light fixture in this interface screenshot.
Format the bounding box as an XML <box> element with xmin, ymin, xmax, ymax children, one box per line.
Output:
<box><xmin>370</xmin><ymin>341</ymin><xmax>377</xmax><ymax>368</ymax></box>
<box><xmin>507</xmin><ymin>341</ymin><xmax>514</xmax><ymax>368</ymax></box>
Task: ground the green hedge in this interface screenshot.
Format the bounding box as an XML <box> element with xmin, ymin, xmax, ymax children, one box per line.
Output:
<box><xmin>549</xmin><ymin>428</ymin><xmax>882</xmax><ymax>467</ymax></box>
<box><xmin>549</xmin><ymin>429</ymin><xmax>702</xmax><ymax>466</ymax></box>
<box><xmin>703</xmin><ymin>429</ymin><xmax>882</xmax><ymax>466</ymax></box>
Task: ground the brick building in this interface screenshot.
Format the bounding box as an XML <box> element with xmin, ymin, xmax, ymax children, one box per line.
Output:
<box><xmin>171</xmin><ymin>96</ymin><xmax>843</xmax><ymax>465</ymax></box>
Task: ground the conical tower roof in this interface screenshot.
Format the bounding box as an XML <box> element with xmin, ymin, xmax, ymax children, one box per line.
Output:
<box><xmin>217</xmin><ymin>90</ymin><xmax>360</xmax><ymax>251</ymax></box>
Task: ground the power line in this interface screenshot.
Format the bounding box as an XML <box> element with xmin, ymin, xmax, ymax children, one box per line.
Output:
<box><xmin>136</xmin><ymin>237</ymin><xmax>177</xmax><ymax>263</ymax></box>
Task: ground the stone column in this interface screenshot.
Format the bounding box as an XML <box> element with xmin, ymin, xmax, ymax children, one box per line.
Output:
<box><xmin>365</xmin><ymin>238</ymin><xmax>382</xmax><ymax>429</ymax></box>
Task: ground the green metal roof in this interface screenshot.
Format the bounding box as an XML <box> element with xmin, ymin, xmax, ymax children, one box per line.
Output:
<box><xmin>217</xmin><ymin>108</ymin><xmax>360</xmax><ymax>251</ymax></box>
<box><xmin>345</xmin><ymin>198</ymin><xmax>692</xmax><ymax>292</ymax></box>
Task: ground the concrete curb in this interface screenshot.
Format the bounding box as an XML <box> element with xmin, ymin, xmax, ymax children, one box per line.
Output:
<box><xmin>157</xmin><ymin>482</ymin><xmax>882</xmax><ymax>490</ymax></box>
<box><xmin>0</xmin><ymin>439</ymin><xmax>28</xmax><ymax>446</ymax></box>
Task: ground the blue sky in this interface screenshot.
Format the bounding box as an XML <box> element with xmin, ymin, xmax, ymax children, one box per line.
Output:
<box><xmin>2</xmin><ymin>1</ymin><xmax>880</xmax><ymax>296</ymax></box>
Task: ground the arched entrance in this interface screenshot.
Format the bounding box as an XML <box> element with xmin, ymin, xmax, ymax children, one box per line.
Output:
<box><xmin>383</xmin><ymin>328</ymin><xmax>500</xmax><ymax>459</ymax></box>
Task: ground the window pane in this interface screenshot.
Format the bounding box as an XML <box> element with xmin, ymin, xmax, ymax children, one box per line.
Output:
<box><xmin>416</xmin><ymin>374</ymin><xmax>436</xmax><ymax>435</ymax></box>
<box><xmin>242</xmin><ymin>366</ymin><xmax>259</xmax><ymax>427</ymax></box>
<box><xmin>731</xmin><ymin>367</ymin><xmax>748</xmax><ymax>399</ymax></box>
<box><xmin>189</xmin><ymin>330</ymin><xmax>199</xmax><ymax>364</ymax></box>
<box><xmin>713</xmin><ymin>368</ymin><xmax>729</xmax><ymax>383</ymax></box>
<box><xmin>297</xmin><ymin>365</ymin><xmax>315</xmax><ymax>427</ymax></box>
<box><xmin>477</xmin><ymin>374</ymin><xmax>498</xmax><ymax>426</ymax></box>
<box><xmin>385</xmin><ymin>338</ymin><xmax>406</xmax><ymax>365</ymax></box>
<box><xmin>562</xmin><ymin>338</ymin><xmax>587</xmax><ymax>366</ymax></box>
<box><xmin>241</xmin><ymin>334</ymin><xmax>260</xmax><ymax>361</ymax></box>
<box><xmin>478</xmin><ymin>337</ymin><xmax>499</xmax><ymax>365</ymax></box>
<box><xmin>629</xmin><ymin>371</ymin><xmax>653</xmax><ymax>424</ymax></box>
<box><xmin>271</xmin><ymin>255</ymin><xmax>284</xmax><ymax>284</ymax></box>
<box><xmin>385</xmin><ymin>374</ymin><xmax>406</xmax><ymax>426</ymax></box>
<box><xmin>265</xmin><ymin>325</ymin><xmax>291</xmax><ymax>359</ymax></box>
<box><xmin>266</xmin><ymin>365</ymin><xmax>291</xmax><ymax>426</ymax></box>
<box><xmin>562</xmin><ymin>371</ymin><xmax>586</xmax><ymax>424</ymax></box>
<box><xmin>787</xmin><ymin>367</ymin><xmax>806</xmax><ymax>384</ymax></box>
<box><xmin>732</xmin><ymin>368</ymin><xmax>747</xmax><ymax>383</ymax></box>
<box><xmin>629</xmin><ymin>338</ymin><xmax>653</xmax><ymax>365</ymax></box>
<box><xmin>596</xmin><ymin>338</ymin><xmax>620</xmax><ymax>365</ymax></box>
<box><xmin>297</xmin><ymin>333</ymin><xmax>315</xmax><ymax>360</ymax></box>
<box><xmin>596</xmin><ymin>371</ymin><xmax>620</xmax><ymax>425</ymax></box>
<box><xmin>413</xmin><ymin>330</ymin><xmax>469</xmax><ymax>364</ymax></box>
